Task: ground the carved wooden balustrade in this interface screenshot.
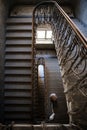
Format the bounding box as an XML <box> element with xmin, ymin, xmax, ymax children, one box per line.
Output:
<box><xmin>32</xmin><ymin>1</ymin><xmax>87</xmax><ymax>128</ymax></box>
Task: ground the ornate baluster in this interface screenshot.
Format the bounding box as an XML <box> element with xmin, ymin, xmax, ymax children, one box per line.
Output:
<box><xmin>33</xmin><ymin>1</ymin><xmax>87</xmax><ymax>127</ymax></box>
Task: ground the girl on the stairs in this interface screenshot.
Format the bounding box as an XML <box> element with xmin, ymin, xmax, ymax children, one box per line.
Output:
<box><xmin>49</xmin><ymin>93</ymin><xmax>58</xmax><ymax>121</ymax></box>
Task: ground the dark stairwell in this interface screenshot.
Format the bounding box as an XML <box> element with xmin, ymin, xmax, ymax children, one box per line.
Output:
<box><xmin>35</xmin><ymin>43</ymin><xmax>69</xmax><ymax>124</ymax></box>
<box><xmin>0</xmin><ymin>0</ymin><xmax>87</xmax><ymax>130</ymax></box>
<box><xmin>33</xmin><ymin>1</ymin><xmax>87</xmax><ymax>129</ymax></box>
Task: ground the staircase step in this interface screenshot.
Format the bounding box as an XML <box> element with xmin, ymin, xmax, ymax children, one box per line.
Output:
<box><xmin>5</xmin><ymin>54</ymin><xmax>32</xmax><ymax>60</ymax></box>
<box><xmin>5</xmin><ymin>91</ymin><xmax>32</xmax><ymax>97</ymax></box>
<box><xmin>7</xmin><ymin>18</ymin><xmax>32</xmax><ymax>24</ymax></box>
<box><xmin>4</xmin><ymin>114</ymin><xmax>32</xmax><ymax>120</ymax></box>
<box><xmin>6</xmin><ymin>39</ymin><xmax>32</xmax><ymax>46</ymax></box>
<box><xmin>7</xmin><ymin>25</ymin><xmax>32</xmax><ymax>31</ymax></box>
<box><xmin>5</xmin><ymin>107</ymin><xmax>32</xmax><ymax>112</ymax></box>
<box><xmin>4</xmin><ymin>99</ymin><xmax>32</xmax><ymax>105</ymax></box>
<box><xmin>5</xmin><ymin>76</ymin><xmax>32</xmax><ymax>83</ymax></box>
<box><xmin>5</xmin><ymin>84</ymin><xmax>32</xmax><ymax>90</ymax></box>
<box><xmin>6</xmin><ymin>32</ymin><xmax>32</xmax><ymax>39</ymax></box>
<box><xmin>5</xmin><ymin>62</ymin><xmax>32</xmax><ymax>68</ymax></box>
<box><xmin>5</xmin><ymin>69</ymin><xmax>32</xmax><ymax>75</ymax></box>
<box><xmin>5</xmin><ymin>47</ymin><xmax>32</xmax><ymax>53</ymax></box>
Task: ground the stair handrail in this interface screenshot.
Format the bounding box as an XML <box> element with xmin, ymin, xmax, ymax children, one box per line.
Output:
<box><xmin>32</xmin><ymin>1</ymin><xmax>87</xmax><ymax>127</ymax></box>
<box><xmin>33</xmin><ymin>1</ymin><xmax>87</xmax><ymax>48</ymax></box>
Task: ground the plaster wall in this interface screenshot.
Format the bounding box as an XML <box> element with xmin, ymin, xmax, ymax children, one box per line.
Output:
<box><xmin>72</xmin><ymin>0</ymin><xmax>87</xmax><ymax>26</ymax></box>
<box><xmin>0</xmin><ymin>0</ymin><xmax>8</xmax><ymax>122</ymax></box>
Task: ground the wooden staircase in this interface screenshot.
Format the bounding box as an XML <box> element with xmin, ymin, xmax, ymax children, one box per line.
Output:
<box><xmin>4</xmin><ymin>17</ymin><xmax>33</xmax><ymax>123</ymax></box>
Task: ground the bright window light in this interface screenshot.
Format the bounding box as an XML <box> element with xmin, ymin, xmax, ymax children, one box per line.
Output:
<box><xmin>46</xmin><ymin>31</ymin><xmax>52</xmax><ymax>38</ymax></box>
<box><xmin>38</xmin><ymin>65</ymin><xmax>44</xmax><ymax>77</ymax></box>
<box><xmin>37</xmin><ymin>31</ymin><xmax>45</xmax><ymax>39</ymax></box>
<box><xmin>36</xmin><ymin>28</ymin><xmax>53</xmax><ymax>44</ymax></box>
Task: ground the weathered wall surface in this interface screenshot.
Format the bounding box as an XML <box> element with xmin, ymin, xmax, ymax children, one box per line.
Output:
<box><xmin>8</xmin><ymin>0</ymin><xmax>71</xmax><ymax>5</ymax></box>
<box><xmin>72</xmin><ymin>0</ymin><xmax>87</xmax><ymax>26</ymax></box>
<box><xmin>0</xmin><ymin>0</ymin><xmax>8</xmax><ymax>123</ymax></box>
